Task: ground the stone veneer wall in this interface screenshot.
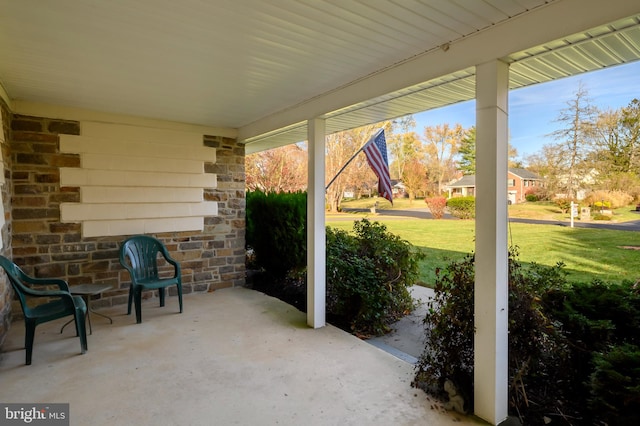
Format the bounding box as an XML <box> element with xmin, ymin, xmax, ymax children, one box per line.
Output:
<box><xmin>4</xmin><ymin>113</ymin><xmax>245</xmax><ymax>322</ymax></box>
<box><xmin>0</xmin><ymin>100</ymin><xmax>12</xmax><ymax>346</ymax></box>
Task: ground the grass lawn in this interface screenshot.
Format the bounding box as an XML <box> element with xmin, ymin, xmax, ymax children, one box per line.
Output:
<box><xmin>326</xmin><ymin>216</ymin><xmax>640</xmax><ymax>287</ymax></box>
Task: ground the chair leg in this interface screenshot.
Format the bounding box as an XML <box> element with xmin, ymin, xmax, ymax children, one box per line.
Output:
<box><xmin>135</xmin><ymin>288</ymin><xmax>143</xmax><ymax>324</ymax></box>
<box><xmin>127</xmin><ymin>284</ymin><xmax>134</xmax><ymax>315</ymax></box>
<box><xmin>75</xmin><ymin>307</ymin><xmax>88</xmax><ymax>355</ymax></box>
<box><xmin>177</xmin><ymin>284</ymin><xmax>183</xmax><ymax>313</ymax></box>
<box><xmin>24</xmin><ymin>319</ymin><xmax>36</xmax><ymax>365</ymax></box>
<box><xmin>159</xmin><ymin>287</ymin><xmax>165</xmax><ymax>307</ymax></box>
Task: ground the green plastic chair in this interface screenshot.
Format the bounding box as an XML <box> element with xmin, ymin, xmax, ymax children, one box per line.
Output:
<box><xmin>119</xmin><ymin>235</ymin><xmax>183</xmax><ymax>324</ymax></box>
<box><xmin>0</xmin><ymin>256</ymin><xmax>88</xmax><ymax>365</ymax></box>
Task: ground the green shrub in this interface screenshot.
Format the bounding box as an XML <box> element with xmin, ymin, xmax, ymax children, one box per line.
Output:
<box><xmin>541</xmin><ymin>280</ymin><xmax>640</xmax><ymax>423</ymax></box>
<box><xmin>425</xmin><ymin>197</ymin><xmax>447</xmax><ymax>219</ymax></box>
<box><xmin>593</xmin><ymin>213</ymin><xmax>613</xmax><ymax>221</ymax></box>
<box><xmin>588</xmin><ymin>344</ymin><xmax>640</xmax><ymax>422</ymax></box>
<box><xmin>525</xmin><ymin>185</ymin><xmax>550</xmax><ymax>201</ymax></box>
<box><xmin>446</xmin><ymin>196</ymin><xmax>475</xmax><ymax>219</ymax></box>
<box><xmin>412</xmin><ymin>252</ymin><xmax>475</xmax><ymax>402</ymax></box>
<box><xmin>413</xmin><ymin>249</ymin><xmax>605</xmax><ymax>423</ymax></box>
<box><xmin>246</xmin><ymin>190</ymin><xmax>306</xmax><ymax>277</ymax></box>
<box><xmin>553</xmin><ymin>197</ymin><xmax>576</xmax><ymax>213</ymax></box>
<box><xmin>326</xmin><ymin>219</ymin><xmax>423</xmax><ymax>336</ymax></box>
<box><xmin>525</xmin><ymin>194</ymin><xmax>538</xmax><ymax>202</ymax></box>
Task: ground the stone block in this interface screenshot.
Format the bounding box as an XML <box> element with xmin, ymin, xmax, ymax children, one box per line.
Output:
<box><xmin>11</xmin><ymin>118</ymin><xmax>43</xmax><ymax>132</ymax></box>
<box><xmin>48</xmin><ymin>120</ymin><xmax>80</xmax><ymax>135</ymax></box>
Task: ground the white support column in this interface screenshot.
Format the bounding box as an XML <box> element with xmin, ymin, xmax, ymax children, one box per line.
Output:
<box><xmin>307</xmin><ymin>118</ymin><xmax>326</xmax><ymax>328</ymax></box>
<box><xmin>474</xmin><ymin>60</ymin><xmax>509</xmax><ymax>425</ymax></box>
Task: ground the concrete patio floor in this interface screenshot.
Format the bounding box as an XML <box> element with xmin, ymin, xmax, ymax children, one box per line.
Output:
<box><xmin>0</xmin><ymin>287</ymin><xmax>484</xmax><ymax>425</ymax></box>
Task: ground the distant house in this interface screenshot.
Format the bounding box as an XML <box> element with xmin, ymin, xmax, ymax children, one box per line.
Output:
<box><xmin>555</xmin><ymin>168</ymin><xmax>599</xmax><ymax>200</ymax></box>
<box><xmin>446</xmin><ymin>175</ymin><xmax>477</xmax><ymax>197</ymax></box>
<box><xmin>446</xmin><ymin>168</ymin><xmax>544</xmax><ymax>204</ymax></box>
<box><xmin>391</xmin><ymin>180</ymin><xmax>407</xmax><ymax>198</ymax></box>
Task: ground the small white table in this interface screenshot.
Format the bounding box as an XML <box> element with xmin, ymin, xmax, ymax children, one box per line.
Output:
<box><xmin>60</xmin><ymin>284</ymin><xmax>113</xmax><ymax>335</ymax></box>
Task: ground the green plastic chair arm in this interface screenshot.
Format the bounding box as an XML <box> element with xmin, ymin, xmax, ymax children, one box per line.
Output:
<box><xmin>15</xmin><ymin>287</ymin><xmax>73</xmax><ymax>298</ymax></box>
<box><xmin>23</xmin><ymin>277</ymin><xmax>70</xmax><ymax>292</ymax></box>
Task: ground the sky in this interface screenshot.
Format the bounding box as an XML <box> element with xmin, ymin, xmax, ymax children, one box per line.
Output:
<box><xmin>412</xmin><ymin>60</ymin><xmax>640</xmax><ymax>163</ymax></box>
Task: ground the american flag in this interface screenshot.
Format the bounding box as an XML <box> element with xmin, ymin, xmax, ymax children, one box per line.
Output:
<box><xmin>362</xmin><ymin>129</ymin><xmax>393</xmax><ymax>204</ymax></box>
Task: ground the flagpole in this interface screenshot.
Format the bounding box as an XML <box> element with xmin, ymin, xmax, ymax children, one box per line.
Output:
<box><xmin>325</xmin><ymin>144</ymin><xmax>367</xmax><ymax>191</ymax></box>
<box><xmin>325</xmin><ymin>129</ymin><xmax>383</xmax><ymax>191</ymax></box>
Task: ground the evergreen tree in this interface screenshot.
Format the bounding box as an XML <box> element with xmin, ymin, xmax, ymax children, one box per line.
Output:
<box><xmin>458</xmin><ymin>126</ymin><xmax>476</xmax><ymax>175</ymax></box>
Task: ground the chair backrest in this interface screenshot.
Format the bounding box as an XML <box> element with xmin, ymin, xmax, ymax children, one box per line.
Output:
<box><xmin>119</xmin><ymin>235</ymin><xmax>166</xmax><ymax>282</ymax></box>
<box><xmin>0</xmin><ymin>256</ymin><xmax>39</xmax><ymax>316</ymax></box>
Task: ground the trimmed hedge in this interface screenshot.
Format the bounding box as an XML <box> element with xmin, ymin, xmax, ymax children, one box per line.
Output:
<box><xmin>246</xmin><ymin>190</ymin><xmax>306</xmax><ymax>277</ymax></box>
<box><xmin>446</xmin><ymin>196</ymin><xmax>475</xmax><ymax>219</ymax></box>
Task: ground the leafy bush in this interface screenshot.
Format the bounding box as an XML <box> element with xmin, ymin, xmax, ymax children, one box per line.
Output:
<box><xmin>246</xmin><ymin>190</ymin><xmax>306</xmax><ymax>277</ymax></box>
<box><xmin>446</xmin><ymin>196</ymin><xmax>475</xmax><ymax>219</ymax></box>
<box><xmin>525</xmin><ymin>185</ymin><xmax>551</xmax><ymax>201</ymax></box>
<box><xmin>553</xmin><ymin>197</ymin><xmax>576</xmax><ymax>213</ymax></box>
<box><xmin>592</xmin><ymin>213</ymin><xmax>613</xmax><ymax>221</ymax></box>
<box><xmin>525</xmin><ymin>194</ymin><xmax>538</xmax><ymax>202</ymax></box>
<box><xmin>414</xmin><ymin>252</ymin><xmax>640</xmax><ymax>423</ymax></box>
<box><xmin>425</xmin><ymin>197</ymin><xmax>447</xmax><ymax>219</ymax></box>
<box><xmin>588</xmin><ymin>344</ymin><xmax>640</xmax><ymax>423</ymax></box>
<box><xmin>412</xmin><ymin>252</ymin><xmax>475</xmax><ymax>402</ymax></box>
<box><xmin>593</xmin><ymin>200</ymin><xmax>612</xmax><ymax>209</ymax></box>
<box><xmin>413</xmin><ymin>249</ymin><xmax>571</xmax><ymax>422</ymax></box>
<box><xmin>326</xmin><ymin>219</ymin><xmax>423</xmax><ymax>336</ymax></box>
<box><xmin>598</xmin><ymin>172</ymin><xmax>640</xmax><ymax>203</ymax></box>
<box><xmin>542</xmin><ymin>280</ymin><xmax>640</xmax><ymax>423</ymax></box>
<box><xmin>584</xmin><ymin>190</ymin><xmax>633</xmax><ymax>209</ymax></box>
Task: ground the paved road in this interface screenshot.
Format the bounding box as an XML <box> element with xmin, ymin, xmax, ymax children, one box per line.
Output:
<box><xmin>341</xmin><ymin>207</ymin><xmax>640</xmax><ymax>231</ymax></box>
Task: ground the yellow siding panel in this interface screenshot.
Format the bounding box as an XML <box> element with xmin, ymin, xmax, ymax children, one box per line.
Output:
<box><xmin>80</xmin><ymin>122</ymin><xmax>204</xmax><ymax>145</ymax></box>
<box><xmin>61</xmin><ymin>202</ymin><xmax>218</xmax><ymax>222</ymax></box>
<box><xmin>82</xmin><ymin>217</ymin><xmax>204</xmax><ymax>238</ymax></box>
<box><xmin>81</xmin><ymin>153</ymin><xmax>204</xmax><ymax>174</ymax></box>
<box><xmin>81</xmin><ymin>187</ymin><xmax>203</xmax><ymax>203</ymax></box>
<box><xmin>60</xmin><ymin>135</ymin><xmax>216</xmax><ymax>162</ymax></box>
<box><xmin>61</xmin><ymin>168</ymin><xmax>217</xmax><ymax>188</ymax></box>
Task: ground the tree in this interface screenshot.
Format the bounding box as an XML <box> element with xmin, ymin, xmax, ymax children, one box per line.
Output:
<box><xmin>387</xmin><ymin>116</ymin><xmax>422</xmax><ymax>180</ymax></box>
<box><xmin>401</xmin><ymin>159</ymin><xmax>428</xmax><ymax>202</ymax></box>
<box><xmin>459</xmin><ymin>126</ymin><xmax>521</xmax><ymax>174</ymax></box>
<box><xmin>590</xmin><ymin>109</ymin><xmax>629</xmax><ymax>175</ymax></box>
<box><xmin>549</xmin><ymin>82</ymin><xmax>597</xmax><ymax>198</ymax></box>
<box><xmin>525</xmin><ymin>143</ymin><xmax>567</xmax><ymax>199</ymax></box>
<box><xmin>588</xmin><ymin>99</ymin><xmax>640</xmax><ymax>196</ymax></box>
<box><xmin>245</xmin><ymin>144</ymin><xmax>307</xmax><ymax>192</ymax></box>
<box><xmin>325</xmin><ymin>123</ymin><xmax>389</xmax><ymax>212</ymax></box>
<box><xmin>620</xmin><ymin>98</ymin><xmax>640</xmax><ymax>173</ymax></box>
<box><xmin>422</xmin><ymin>123</ymin><xmax>466</xmax><ymax>195</ymax></box>
<box><xmin>458</xmin><ymin>126</ymin><xmax>476</xmax><ymax>175</ymax></box>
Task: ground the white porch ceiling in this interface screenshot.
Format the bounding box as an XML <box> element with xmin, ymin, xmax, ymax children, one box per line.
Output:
<box><xmin>1</xmin><ymin>0</ymin><xmax>639</xmax><ymax>153</ymax></box>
